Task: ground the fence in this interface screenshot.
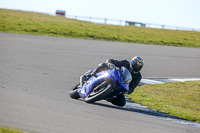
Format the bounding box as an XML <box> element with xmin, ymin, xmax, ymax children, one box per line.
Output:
<box><xmin>66</xmin><ymin>15</ymin><xmax>200</xmax><ymax>32</ymax></box>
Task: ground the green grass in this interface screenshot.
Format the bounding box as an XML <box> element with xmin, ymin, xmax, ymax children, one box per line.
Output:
<box><xmin>1</xmin><ymin>9</ymin><xmax>200</xmax><ymax>48</ymax></box>
<box><xmin>0</xmin><ymin>126</ymin><xmax>28</xmax><ymax>133</ymax></box>
<box><xmin>127</xmin><ymin>81</ymin><xmax>200</xmax><ymax>122</ymax></box>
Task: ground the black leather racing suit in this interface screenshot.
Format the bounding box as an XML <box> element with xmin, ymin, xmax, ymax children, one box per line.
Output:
<box><xmin>92</xmin><ymin>59</ymin><xmax>142</xmax><ymax>106</ymax></box>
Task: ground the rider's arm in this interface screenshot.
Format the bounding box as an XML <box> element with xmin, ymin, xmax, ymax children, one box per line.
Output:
<box><xmin>91</xmin><ymin>59</ymin><xmax>121</xmax><ymax>76</ymax></box>
<box><xmin>92</xmin><ymin>63</ymin><xmax>109</xmax><ymax>75</ymax></box>
<box><xmin>106</xmin><ymin>59</ymin><xmax>123</xmax><ymax>68</ymax></box>
<box><xmin>128</xmin><ymin>73</ymin><xmax>142</xmax><ymax>94</ymax></box>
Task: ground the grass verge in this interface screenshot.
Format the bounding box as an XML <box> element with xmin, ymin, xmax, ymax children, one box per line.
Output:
<box><xmin>1</xmin><ymin>9</ymin><xmax>200</xmax><ymax>48</ymax></box>
<box><xmin>0</xmin><ymin>126</ymin><xmax>28</xmax><ymax>133</ymax></box>
<box><xmin>127</xmin><ymin>81</ymin><xmax>200</xmax><ymax>122</ymax></box>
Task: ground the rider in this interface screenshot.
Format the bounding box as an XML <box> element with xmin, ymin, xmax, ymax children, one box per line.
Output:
<box><xmin>80</xmin><ymin>56</ymin><xmax>144</xmax><ymax>107</ymax></box>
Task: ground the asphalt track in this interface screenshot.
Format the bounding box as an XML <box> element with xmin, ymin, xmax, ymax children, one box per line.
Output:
<box><xmin>0</xmin><ymin>33</ymin><xmax>200</xmax><ymax>133</ymax></box>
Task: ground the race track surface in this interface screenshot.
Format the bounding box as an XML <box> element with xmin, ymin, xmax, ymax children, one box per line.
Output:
<box><xmin>0</xmin><ymin>33</ymin><xmax>200</xmax><ymax>133</ymax></box>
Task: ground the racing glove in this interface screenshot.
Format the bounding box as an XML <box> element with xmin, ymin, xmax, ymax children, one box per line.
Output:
<box><xmin>107</xmin><ymin>63</ymin><xmax>116</xmax><ymax>70</ymax></box>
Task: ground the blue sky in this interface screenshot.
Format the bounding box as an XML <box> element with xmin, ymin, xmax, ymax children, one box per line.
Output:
<box><xmin>0</xmin><ymin>0</ymin><xmax>200</xmax><ymax>29</ymax></box>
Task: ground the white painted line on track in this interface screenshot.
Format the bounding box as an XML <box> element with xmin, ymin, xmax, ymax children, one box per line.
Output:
<box><xmin>139</xmin><ymin>78</ymin><xmax>200</xmax><ymax>86</ymax></box>
<box><xmin>161</xmin><ymin>118</ymin><xmax>200</xmax><ymax>128</ymax></box>
<box><xmin>170</xmin><ymin>78</ymin><xmax>200</xmax><ymax>82</ymax></box>
<box><xmin>140</xmin><ymin>79</ymin><xmax>164</xmax><ymax>84</ymax></box>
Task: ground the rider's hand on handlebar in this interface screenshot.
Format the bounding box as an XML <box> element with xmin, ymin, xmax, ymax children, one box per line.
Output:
<box><xmin>107</xmin><ymin>63</ymin><xmax>116</xmax><ymax>70</ymax></box>
<box><xmin>83</xmin><ymin>74</ymin><xmax>91</xmax><ymax>80</ymax></box>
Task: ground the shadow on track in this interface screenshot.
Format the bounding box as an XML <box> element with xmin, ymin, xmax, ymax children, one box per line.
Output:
<box><xmin>93</xmin><ymin>101</ymin><xmax>187</xmax><ymax>121</ymax></box>
<box><xmin>93</xmin><ymin>100</ymin><xmax>200</xmax><ymax>128</ymax></box>
<box><xmin>72</xmin><ymin>94</ymin><xmax>200</xmax><ymax>127</ymax></box>
<box><xmin>76</xmin><ymin>97</ymin><xmax>186</xmax><ymax>121</ymax></box>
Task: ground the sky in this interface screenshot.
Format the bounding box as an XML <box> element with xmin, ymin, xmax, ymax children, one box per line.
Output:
<box><xmin>0</xmin><ymin>0</ymin><xmax>200</xmax><ymax>30</ymax></box>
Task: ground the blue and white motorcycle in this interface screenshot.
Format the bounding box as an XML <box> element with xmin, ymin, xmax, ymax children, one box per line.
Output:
<box><xmin>69</xmin><ymin>67</ymin><xmax>132</xmax><ymax>103</ymax></box>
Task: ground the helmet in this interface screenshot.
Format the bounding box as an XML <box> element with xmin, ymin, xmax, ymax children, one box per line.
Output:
<box><xmin>130</xmin><ymin>56</ymin><xmax>144</xmax><ymax>73</ymax></box>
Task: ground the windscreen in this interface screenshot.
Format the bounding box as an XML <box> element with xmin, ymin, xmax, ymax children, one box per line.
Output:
<box><xmin>121</xmin><ymin>67</ymin><xmax>132</xmax><ymax>84</ymax></box>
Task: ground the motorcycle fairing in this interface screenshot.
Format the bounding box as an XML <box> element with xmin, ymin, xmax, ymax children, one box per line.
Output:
<box><xmin>78</xmin><ymin>67</ymin><xmax>131</xmax><ymax>98</ymax></box>
<box><xmin>78</xmin><ymin>71</ymin><xmax>112</xmax><ymax>98</ymax></box>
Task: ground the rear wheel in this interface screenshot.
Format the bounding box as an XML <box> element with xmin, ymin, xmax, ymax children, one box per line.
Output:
<box><xmin>85</xmin><ymin>82</ymin><xmax>112</xmax><ymax>103</ymax></box>
<box><xmin>69</xmin><ymin>83</ymin><xmax>80</xmax><ymax>99</ymax></box>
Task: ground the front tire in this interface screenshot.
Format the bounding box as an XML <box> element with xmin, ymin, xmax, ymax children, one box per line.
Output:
<box><xmin>69</xmin><ymin>83</ymin><xmax>80</xmax><ymax>99</ymax></box>
<box><xmin>85</xmin><ymin>83</ymin><xmax>112</xmax><ymax>103</ymax></box>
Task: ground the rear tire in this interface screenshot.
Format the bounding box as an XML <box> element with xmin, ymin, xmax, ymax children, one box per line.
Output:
<box><xmin>69</xmin><ymin>83</ymin><xmax>80</xmax><ymax>99</ymax></box>
<box><xmin>85</xmin><ymin>84</ymin><xmax>112</xmax><ymax>103</ymax></box>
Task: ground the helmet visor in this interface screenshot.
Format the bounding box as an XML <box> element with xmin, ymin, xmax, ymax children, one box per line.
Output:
<box><xmin>131</xmin><ymin>60</ymin><xmax>143</xmax><ymax>73</ymax></box>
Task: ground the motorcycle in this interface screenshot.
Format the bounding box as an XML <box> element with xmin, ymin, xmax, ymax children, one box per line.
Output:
<box><xmin>69</xmin><ymin>66</ymin><xmax>132</xmax><ymax>104</ymax></box>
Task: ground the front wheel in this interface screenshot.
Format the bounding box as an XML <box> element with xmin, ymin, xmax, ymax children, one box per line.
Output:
<box><xmin>69</xmin><ymin>83</ymin><xmax>80</xmax><ymax>99</ymax></box>
<box><xmin>85</xmin><ymin>83</ymin><xmax>112</xmax><ymax>103</ymax></box>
